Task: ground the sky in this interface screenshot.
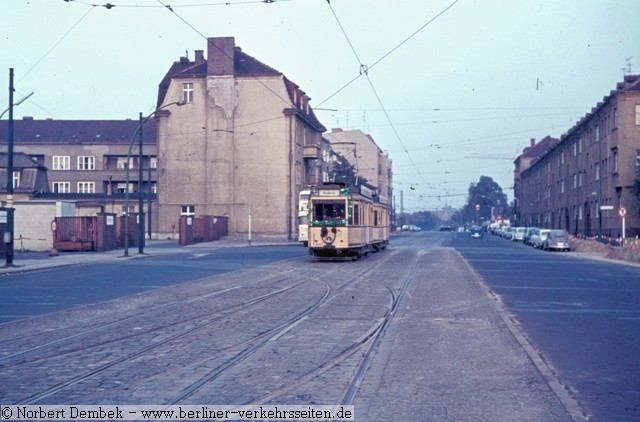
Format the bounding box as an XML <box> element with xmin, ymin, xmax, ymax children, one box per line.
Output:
<box><xmin>2</xmin><ymin>0</ymin><xmax>639</xmax><ymax>212</ymax></box>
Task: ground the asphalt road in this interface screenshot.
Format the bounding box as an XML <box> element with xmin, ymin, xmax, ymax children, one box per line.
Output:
<box><xmin>0</xmin><ymin>245</ymin><xmax>306</xmax><ymax>322</ymax></box>
<box><xmin>447</xmin><ymin>231</ymin><xmax>640</xmax><ymax>422</ymax></box>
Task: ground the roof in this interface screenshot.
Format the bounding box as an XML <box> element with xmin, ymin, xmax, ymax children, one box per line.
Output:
<box><xmin>520</xmin><ymin>136</ymin><xmax>559</xmax><ymax>161</ymax></box>
<box><xmin>0</xmin><ymin>152</ymin><xmax>49</xmax><ymax>194</ymax></box>
<box><xmin>156</xmin><ymin>39</ymin><xmax>325</xmax><ymax>131</ymax></box>
<box><xmin>0</xmin><ymin>152</ymin><xmax>44</xmax><ymax>169</ymax></box>
<box><xmin>157</xmin><ymin>46</ymin><xmax>282</xmax><ymax>108</ymax></box>
<box><xmin>0</xmin><ymin>119</ymin><xmax>158</xmax><ymax>144</ymax></box>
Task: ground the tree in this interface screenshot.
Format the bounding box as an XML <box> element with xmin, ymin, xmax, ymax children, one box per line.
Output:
<box><xmin>462</xmin><ymin>176</ymin><xmax>509</xmax><ymax>225</ymax></box>
<box><xmin>632</xmin><ymin>166</ymin><xmax>640</xmax><ymax>218</ymax></box>
<box><xmin>329</xmin><ymin>154</ymin><xmax>369</xmax><ymax>187</ymax></box>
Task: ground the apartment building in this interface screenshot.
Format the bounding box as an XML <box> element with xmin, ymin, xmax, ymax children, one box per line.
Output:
<box><xmin>517</xmin><ymin>74</ymin><xmax>640</xmax><ymax>239</ymax></box>
<box><xmin>154</xmin><ymin>37</ymin><xmax>327</xmax><ymax>240</ymax></box>
<box><xmin>323</xmin><ymin>128</ymin><xmax>393</xmax><ymax>206</ymax></box>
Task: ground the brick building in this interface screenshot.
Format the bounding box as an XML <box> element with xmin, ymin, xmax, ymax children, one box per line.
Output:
<box><xmin>517</xmin><ymin>75</ymin><xmax>640</xmax><ymax>239</ymax></box>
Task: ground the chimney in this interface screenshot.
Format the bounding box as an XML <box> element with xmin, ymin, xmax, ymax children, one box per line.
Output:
<box><xmin>194</xmin><ymin>50</ymin><xmax>205</xmax><ymax>65</ymax></box>
<box><xmin>207</xmin><ymin>37</ymin><xmax>235</xmax><ymax>76</ymax></box>
<box><xmin>530</xmin><ymin>138</ymin><xmax>535</xmax><ymax>147</ymax></box>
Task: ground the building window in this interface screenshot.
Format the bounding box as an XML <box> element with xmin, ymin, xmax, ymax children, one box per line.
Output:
<box><xmin>12</xmin><ymin>171</ymin><xmax>19</xmax><ymax>189</ymax></box>
<box><xmin>595</xmin><ymin>162</ymin><xmax>600</xmax><ymax>181</ymax></box>
<box><xmin>150</xmin><ymin>157</ymin><xmax>157</xmax><ymax>169</ymax></box>
<box><xmin>77</xmin><ymin>156</ymin><xmax>95</xmax><ymax>170</ymax></box>
<box><xmin>122</xmin><ymin>205</ymin><xmax>135</xmax><ymax>215</ymax></box>
<box><xmin>181</xmin><ymin>205</ymin><xmax>195</xmax><ymax>216</ymax></box>
<box><xmin>612</xmin><ymin>149</ymin><xmax>618</xmax><ymax>174</ymax></box>
<box><xmin>636</xmin><ymin>105</ymin><xmax>640</xmax><ymax>126</ymax></box>
<box><xmin>182</xmin><ymin>83</ymin><xmax>194</xmax><ymax>103</ymax></box>
<box><xmin>115</xmin><ymin>183</ymin><xmax>132</xmax><ymax>194</ymax></box>
<box><xmin>117</xmin><ymin>157</ymin><xmax>135</xmax><ymax>170</ymax></box>
<box><xmin>53</xmin><ymin>156</ymin><xmax>70</xmax><ymax>170</ymax></box>
<box><xmin>77</xmin><ymin>182</ymin><xmax>95</xmax><ymax>193</ymax></box>
<box><xmin>52</xmin><ymin>182</ymin><xmax>70</xmax><ymax>193</ymax></box>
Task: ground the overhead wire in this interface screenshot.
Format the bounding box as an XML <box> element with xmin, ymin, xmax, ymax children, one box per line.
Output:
<box><xmin>325</xmin><ymin>0</ymin><xmax>460</xmax><ymax>192</ymax></box>
<box><xmin>64</xmin><ymin>0</ymin><xmax>299</xmax><ymax>8</ymax></box>
<box><xmin>317</xmin><ymin>0</ymin><xmax>461</xmax><ymax>107</ymax></box>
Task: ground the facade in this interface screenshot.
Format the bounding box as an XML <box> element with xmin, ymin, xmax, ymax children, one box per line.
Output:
<box><xmin>323</xmin><ymin>128</ymin><xmax>393</xmax><ymax>206</ymax></box>
<box><xmin>0</xmin><ymin>118</ymin><xmax>158</xmax><ymax>214</ymax></box>
<box><xmin>155</xmin><ymin>37</ymin><xmax>326</xmax><ymax>240</ymax></box>
<box><xmin>517</xmin><ymin>74</ymin><xmax>640</xmax><ymax>239</ymax></box>
<box><xmin>513</xmin><ymin>136</ymin><xmax>559</xmax><ymax>224</ymax></box>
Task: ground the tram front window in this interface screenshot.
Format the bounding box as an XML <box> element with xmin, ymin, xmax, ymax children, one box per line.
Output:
<box><xmin>313</xmin><ymin>201</ymin><xmax>346</xmax><ymax>224</ymax></box>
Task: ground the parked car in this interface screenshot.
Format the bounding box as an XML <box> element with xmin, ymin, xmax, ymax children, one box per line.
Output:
<box><xmin>523</xmin><ymin>227</ymin><xmax>538</xmax><ymax>245</ymax></box>
<box><xmin>501</xmin><ymin>227</ymin><xmax>514</xmax><ymax>239</ymax></box>
<box><xmin>470</xmin><ymin>226</ymin><xmax>484</xmax><ymax>238</ymax></box>
<box><xmin>512</xmin><ymin>227</ymin><xmax>527</xmax><ymax>241</ymax></box>
<box><xmin>542</xmin><ymin>229</ymin><xmax>571</xmax><ymax>251</ymax></box>
<box><xmin>530</xmin><ymin>228</ymin><xmax>550</xmax><ymax>249</ymax></box>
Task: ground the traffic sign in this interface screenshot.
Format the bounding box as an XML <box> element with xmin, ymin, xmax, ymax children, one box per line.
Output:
<box><xmin>619</xmin><ymin>206</ymin><xmax>627</xmax><ymax>218</ymax></box>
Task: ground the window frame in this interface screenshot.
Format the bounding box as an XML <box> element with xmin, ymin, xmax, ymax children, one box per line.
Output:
<box><xmin>77</xmin><ymin>181</ymin><xmax>96</xmax><ymax>193</ymax></box>
<box><xmin>77</xmin><ymin>155</ymin><xmax>96</xmax><ymax>170</ymax></box>
<box><xmin>52</xmin><ymin>156</ymin><xmax>71</xmax><ymax>170</ymax></box>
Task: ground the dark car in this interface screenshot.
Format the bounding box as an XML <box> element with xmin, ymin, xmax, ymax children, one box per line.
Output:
<box><xmin>470</xmin><ymin>226</ymin><xmax>483</xmax><ymax>238</ymax></box>
<box><xmin>543</xmin><ymin>229</ymin><xmax>571</xmax><ymax>251</ymax></box>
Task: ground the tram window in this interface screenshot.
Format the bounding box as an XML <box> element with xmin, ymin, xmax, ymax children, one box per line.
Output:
<box><xmin>352</xmin><ymin>204</ymin><xmax>360</xmax><ymax>225</ymax></box>
<box><xmin>313</xmin><ymin>201</ymin><xmax>345</xmax><ymax>222</ymax></box>
<box><xmin>374</xmin><ymin>210</ymin><xmax>378</xmax><ymax>226</ymax></box>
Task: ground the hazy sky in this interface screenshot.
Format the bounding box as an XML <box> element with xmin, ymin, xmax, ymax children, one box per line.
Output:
<box><xmin>2</xmin><ymin>0</ymin><xmax>639</xmax><ymax>211</ymax></box>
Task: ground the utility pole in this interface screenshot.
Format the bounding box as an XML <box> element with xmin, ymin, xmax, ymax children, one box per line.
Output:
<box><xmin>137</xmin><ymin>112</ymin><xmax>145</xmax><ymax>254</ymax></box>
<box><xmin>4</xmin><ymin>68</ymin><xmax>15</xmax><ymax>267</ymax></box>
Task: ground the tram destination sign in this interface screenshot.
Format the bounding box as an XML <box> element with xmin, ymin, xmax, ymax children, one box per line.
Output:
<box><xmin>318</xmin><ymin>189</ymin><xmax>341</xmax><ymax>196</ymax></box>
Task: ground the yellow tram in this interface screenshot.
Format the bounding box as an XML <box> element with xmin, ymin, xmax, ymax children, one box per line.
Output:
<box><xmin>307</xmin><ymin>183</ymin><xmax>390</xmax><ymax>259</ymax></box>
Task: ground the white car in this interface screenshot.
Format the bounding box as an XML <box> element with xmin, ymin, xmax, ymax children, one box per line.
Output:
<box><xmin>512</xmin><ymin>227</ymin><xmax>527</xmax><ymax>241</ymax></box>
<box><xmin>530</xmin><ymin>228</ymin><xmax>550</xmax><ymax>249</ymax></box>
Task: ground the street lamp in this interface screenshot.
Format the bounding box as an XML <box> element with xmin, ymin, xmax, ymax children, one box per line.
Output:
<box><xmin>124</xmin><ymin>100</ymin><xmax>185</xmax><ymax>256</ymax></box>
<box><xmin>3</xmin><ymin>68</ymin><xmax>33</xmax><ymax>267</ymax></box>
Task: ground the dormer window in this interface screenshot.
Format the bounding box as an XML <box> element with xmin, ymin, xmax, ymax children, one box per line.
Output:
<box><xmin>182</xmin><ymin>83</ymin><xmax>194</xmax><ymax>103</ymax></box>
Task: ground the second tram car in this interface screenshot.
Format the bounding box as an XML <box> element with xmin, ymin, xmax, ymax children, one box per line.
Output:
<box><xmin>308</xmin><ymin>183</ymin><xmax>389</xmax><ymax>259</ymax></box>
<box><xmin>297</xmin><ymin>189</ymin><xmax>311</xmax><ymax>246</ymax></box>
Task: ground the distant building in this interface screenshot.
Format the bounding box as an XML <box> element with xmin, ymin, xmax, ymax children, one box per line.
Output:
<box><xmin>155</xmin><ymin>37</ymin><xmax>327</xmax><ymax>240</ymax></box>
<box><xmin>516</xmin><ymin>74</ymin><xmax>640</xmax><ymax>239</ymax></box>
<box><xmin>513</xmin><ymin>136</ymin><xmax>559</xmax><ymax>223</ymax></box>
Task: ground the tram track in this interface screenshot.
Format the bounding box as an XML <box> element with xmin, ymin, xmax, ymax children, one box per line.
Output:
<box><xmin>127</xmin><ymin>252</ymin><xmax>399</xmax><ymax>405</ymax></box>
<box><xmin>0</xmin><ymin>270</ymin><xmax>300</xmax><ymax>364</ymax></box>
<box><xmin>1</xmin><ymin>255</ymin><xmax>385</xmax><ymax>404</ymax></box>
<box><xmin>161</xmin><ymin>248</ymin><xmax>421</xmax><ymax>406</ymax></box>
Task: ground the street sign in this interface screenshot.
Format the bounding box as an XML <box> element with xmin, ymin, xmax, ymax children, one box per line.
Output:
<box><xmin>619</xmin><ymin>206</ymin><xmax>627</xmax><ymax>218</ymax></box>
<box><xmin>600</xmin><ymin>205</ymin><xmax>614</xmax><ymax>210</ymax></box>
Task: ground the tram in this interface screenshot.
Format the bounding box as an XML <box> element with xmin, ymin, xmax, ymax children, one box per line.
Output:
<box><xmin>307</xmin><ymin>183</ymin><xmax>389</xmax><ymax>259</ymax></box>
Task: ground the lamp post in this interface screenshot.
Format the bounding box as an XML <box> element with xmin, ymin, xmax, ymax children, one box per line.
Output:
<box><xmin>124</xmin><ymin>101</ymin><xmax>184</xmax><ymax>256</ymax></box>
<box><xmin>3</xmin><ymin>69</ymin><xmax>33</xmax><ymax>267</ymax></box>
